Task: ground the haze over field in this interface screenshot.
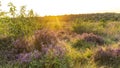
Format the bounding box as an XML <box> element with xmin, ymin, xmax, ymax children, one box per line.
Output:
<box><xmin>1</xmin><ymin>0</ymin><xmax>120</xmax><ymax>16</ymax></box>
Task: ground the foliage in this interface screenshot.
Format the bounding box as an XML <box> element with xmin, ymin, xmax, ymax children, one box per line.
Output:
<box><xmin>8</xmin><ymin>2</ymin><xmax>16</xmax><ymax>17</ymax></box>
<box><xmin>1</xmin><ymin>1</ymin><xmax>120</xmax><ymax>68</ymax></box>
<box><xmin>93</xmin><ymin>47</ymin><xmax>120</xmax><ymax>68</ymax></box>
<box><xmin>72</xmin><ymin>22</ymin><xmax>105</xmax><ymax>35</ymax></box>
<box><xmin>72</xmin><ymin>40</ymin><xmax>93</xmax><ymax>50</ymax></box>
<box><xmin>81</xmin><ymin>33</ymin><xmax>104</xmax><ymax>45</ymax></box>
<box><xmin>8</xmin><ymin>17</ymin><xmax>41</xmax><ymax>38</ymax></box>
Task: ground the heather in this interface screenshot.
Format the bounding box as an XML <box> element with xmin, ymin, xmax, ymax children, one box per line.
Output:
<box><xmin>1</xmin><ymin>2</ymin><xmax>120</xmax><ymax>68</ymax></box>
<box><xmin>93</xmin><ymin>47</ymin><xmax>120</xmax><ymax>68</ymax></box>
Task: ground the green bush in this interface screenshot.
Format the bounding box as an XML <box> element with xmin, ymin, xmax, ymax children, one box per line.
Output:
<box><xmin>72</xmin><ymin>22</ymin><xmax>104</xmax><ymax>35</ymax></box>
<box><xmin>8</xmin><ymin>18</ymin><xmax>41</xmax><ymax>38</ymax></box>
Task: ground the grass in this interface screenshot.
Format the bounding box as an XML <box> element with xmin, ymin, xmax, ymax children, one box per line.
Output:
<box><xmin>1</xmin><ymin>3</ymin><xmax>120</xmax><ymax>68</ymax></box>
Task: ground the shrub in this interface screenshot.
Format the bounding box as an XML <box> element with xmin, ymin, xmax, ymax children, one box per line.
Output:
<box><xmin>14</xmin><ymin>41</ymin><xmax>69</xmax><ymax>68</ymax></box>
<box><xmin>72</xmin><ymin>22</ymin><xmax>104</xmax><ymax>35</ymax></box>
<box><xmin>13</xmin><ymin>29</ymin><xmax>59</xmax><ymax>52</ymax></box>
<box><xmin>93</xmin><ymin>47</ymin><xmax>120</xmax><ymax>68</ymax></box>
<box><xmin>81</xmin><ymin>33</ymin><xmax>104</xmax><ymax>45</ymax></box>
<box><xmin>12</xmin><ymin>29</ymin><xmax>82</xmax><ymax>68</ymax></box>
<box><xmin>0</xmin><ymin>36</ymin><xmax>13</xmax><ymax>50</ymax></box>
<box><xmin>14</xmin><ymin>42</ymin><xmax>81</xmax><ymax>68</ymax></box>
<box><xmin>56</xmin><ymin>30</ymin><xmax>76</xmax><ymax>42</ymax></box>
<box><xmin>0</xmin><ymin>19</ymin><xmax>10</xmax><ymax>37</ymax></box>
<box><xmin>17</xmin><ymin>50</ymin><xmax>41</xmax><ymax>63</ymax></box>
<box><xmin>13</xmin><ymin>36</ymin><xmax>35</xmax><ymax>53</ymax></box>
<box><xmin>8</xmin><ymin>17</ymin><xmax>41</xmax><ymax>38</ymax></box>
<box><xmin>34</xmin><ymin>29</ymin><xmax>59</xmax><ymax>51</ymax></box>
<box><xmin>72</xmin><ymin>40</ymin><xmax>93</xmax><ymax>50</ymax></box>
<box><xmin>72</xmin><ymin>33</ymin><xmax>104</xmax><ymax>50</ymax></box>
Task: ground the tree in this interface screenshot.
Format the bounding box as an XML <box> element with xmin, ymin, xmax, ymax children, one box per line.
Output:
<box><xmin>28</xmin><ymin>9</ymin><xmax>34</xmax><ymax>17</ymax></box>
<box><xmin>20</xmin><ymin>6</ymin><xmax>26</xmax><ymax>17</ymax></box>
<box><xmin>8</xmin><ymin>2</ymin><xmax>16</xmax><ymax>17</ymax></box>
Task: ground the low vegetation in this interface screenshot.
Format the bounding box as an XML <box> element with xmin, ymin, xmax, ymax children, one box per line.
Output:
<box><xmin>0</xmin><ymin>1</ymin><xmax>120</xmax><ymax>68</ymax></box>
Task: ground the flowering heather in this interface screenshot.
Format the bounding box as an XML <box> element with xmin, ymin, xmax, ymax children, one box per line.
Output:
<box><xmin>81</xmin><ymin>33</ymin><xmax>104</xmax><ymax>45</ymax></box>
<box><xmin>34</xmin><ymin>29</ymin><xmax>59</xmax><ymax>51</ymax></box>
<box><xmin>13</xmin><ymin>36</ymin><xmax>35</xmax><ymax>53</ymax></box>
<box><xmin>16</xmin><ymin>43</ymin><xmax>67</xmax><ymax>63</ymax></box>
<box><xmin>17</xmin><ymin>50</ymin><xmax>41</xmax><ymax>63</ymax></box>
<box><xmin>40</xmin><ymin>42</ymin><xmax>67</xmax><ymax>58</ymax></box>
<box><xmin>93</xmin><ymin>47</ymin><xmax>120</xmax><ymax>67</ymax></box>
<box><xmin>17</xmin><ymin>52</ymin><xmax>32</xmax><ymax>63</ymax></box>
<box><xmin>13</xmin><ymin>29</ymin><xmax>60</xmax><ymax>52</ymax></box>
<box><xmin>32</xmin><ymin>50</ymin><xmax>41</xmax><ymax>59</ymax></box>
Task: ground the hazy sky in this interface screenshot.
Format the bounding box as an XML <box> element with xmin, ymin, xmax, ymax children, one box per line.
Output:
<box><xmin>1</xmin><ymin>0</ymin><xmax>120</xmax><ymax>16</ymax></box>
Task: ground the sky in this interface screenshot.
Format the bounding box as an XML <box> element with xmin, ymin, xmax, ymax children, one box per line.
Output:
<box><xmin>1</xmin><ymin>0</ymin><xmax>120</xmax><ymax>16</ymax></box>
